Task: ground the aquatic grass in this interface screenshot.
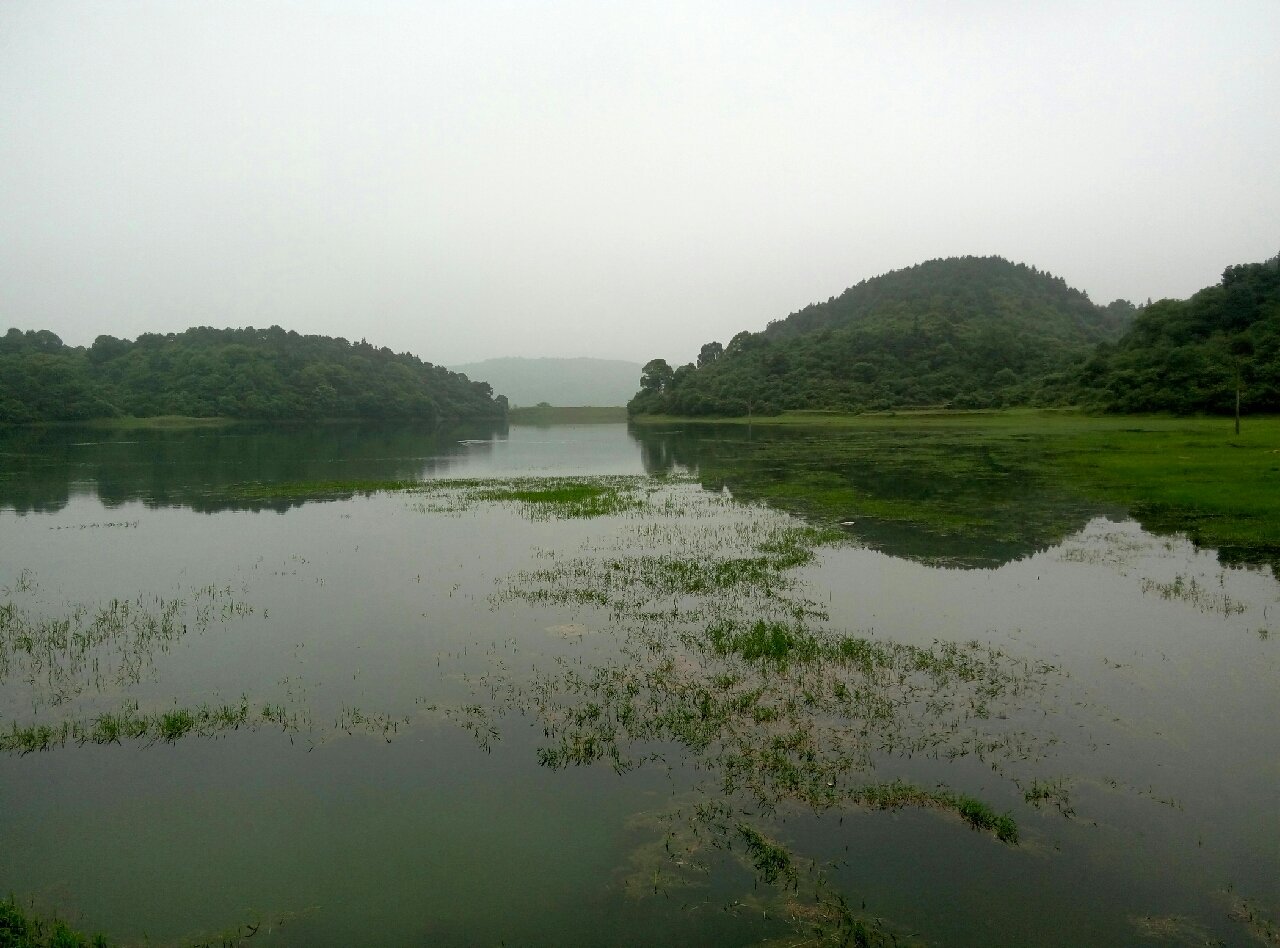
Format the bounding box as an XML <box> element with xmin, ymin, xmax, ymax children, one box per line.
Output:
<box><xmin>0</xmin><ymin>577</ymin><xmax>254</xmax><ymax>709</ymax></box>
<box><xmin>435</xmin><ymin>470</ymin><xmax>1043</xmax><ymax>948</ymax></box>
<box><xmin>1228</xmin><ymin>895</ymin><xmax>1280</xmax><ymax>947</ymax></box>
<box><xmin>1139</xmin><ymin>573</ymin><xmax>1248</xmax><ymax>615</ymax></box>
<box><xmin>0</xmin><ymin>895</ymin><xmax>109</xmax><ymax>948</ymax></box>
<box><xmin>0</xmin><ymin>895</ymin><xmax>313</xmax><ymax>948</ymax></box>
<box><xmin>708</xmin><ymin>619</ymin><xmax>819</xmax><ymax>664</ymax></box>
<box><xmin>624</xmin><ymin>802</ymin><xmax>926</xmax><ymax>946</ymax></box>
<box><xmin>1021</xmin><ymin>777</ymin><xmax>1075</xmax><ymax>817</ymax></box>
<box><xmin>47</xmin><ymin>521</ymin><xmax>139</xmax><ymax>531</ymax></box>
<box><xmin>471</xmin><ymin>481</ymin><xmax>1060</xmax><ymax>836</ymax></box>
<box><xmin>839</xmin><ymin>780</ymin><xmax>1019</xmax><ymax>843</ymax></box>
<box><xmin>336</xmin><ymin>705</ymin><xmax>412</xmax><ymax>743</ymax></box>
<box><xmin>0</xmin><ymin>697</ymin><xmax>307</xmax><ymax>754</ymax></box>
<box><xmin>469</xmin><ymin>478</ymin><xmax>649</xmax><ymax>519</ymax></box>
<box><xmin>736</xmin><ymin>824</ymin><xmax>796</xmax><ymax>886</ymax></box>
<box><xmin>407</xmin><ymin>475</ymin><xmax>662</xmax><ymax>520</ymax></box>
<box><xmin>953</xmin><ymin>794</ymin><xmax>1019</xmax><ymax>844</ymax></box>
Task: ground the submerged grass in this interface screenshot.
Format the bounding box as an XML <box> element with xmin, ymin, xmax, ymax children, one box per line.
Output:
<box><xmin>467</xmin><ymin>478</ymin><xmax>649</xmax><ymax>519</ymax></box>
<box><xmin>620</xmin><ymin>804</ymin><xmax>922</xmax><ymax>947</ymax></box>
<box><xmin>225</xmin><ymin>474</ymin><xmax>656</xmax><ymax>520</ymax></box>
<box><xmin>851</xmin><ymin>779</ymin><xmax>1019</xmax><ymax>843</ymax></box>
<box><xmin>0</xmin><ymin>575</ymin><xmax>254</xmax><ymax>709</ymax></box>
<box><xmin>0</xmin><ymin>895</ymin><xmax>312</xmax><ymax>948</ymax></box>
<box><xmin>450</xmin><ymin>477</ymin><xmax>1038</xmax><ymax>947</ymax></box>
<box><xmin>0</xmin><ymin>698</ymin><xmax>301</xmax><ymax>754</ymax></box>
<box><xmin>479</xmin><ymin>483</ymin><xmax>1052</xmax><ymax>855</ymax></box>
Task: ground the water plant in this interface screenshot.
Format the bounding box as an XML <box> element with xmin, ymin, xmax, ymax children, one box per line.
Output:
<box><xmin>0</xmin><ymin>697</ymin><xmax>303</xmax><ymax>754</ymax></box>
<box><xmin>736</xmin><ymin>824</ymin><xmax>796</xmax><ymax>886</ymax></box>
<box><xmin>0</xmin><ymin>576</ymin><xmax>255</xmax><ymax>710</ymax></box>
<box><xmin>0</xmin><ymin>896</ymin><xmax>109</xmax><ymax>948</ymax></box>
<box><xmin>1139</xmin><ymin>573</ymin><xmax>1248</xmax><ymax>616</ymax></box>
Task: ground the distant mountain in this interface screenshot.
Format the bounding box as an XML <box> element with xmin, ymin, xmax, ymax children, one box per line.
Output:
<box><xmin>451</xmin><ymin>357</ymin><xmax>643</xmax><ymax>407</ymax></box>
<box><xmin>629</xmin><ymin>256</ymin><xmax>1135</xmax><ymax>415</ymax></box>
<box><xmin>0</xmin><ymin>326</ymin><xmax>506</xmax><ymax>424</ymax></box>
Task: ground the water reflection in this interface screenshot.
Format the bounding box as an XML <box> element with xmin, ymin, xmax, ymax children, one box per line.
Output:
<box><xmin>629</xmin><ymin>421</ymin><xmax>1122</xmax><ymax>568</ymax></box>
<box><xmin>0</xmin><ymin>421</ymin><xmax>506</xmax><ymax>514</ymax></box>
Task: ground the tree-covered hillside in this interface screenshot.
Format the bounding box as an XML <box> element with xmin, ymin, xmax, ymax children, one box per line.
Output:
<box><xmin>0</xmin><ymin>326</ymin><xmax>507</xmax><ymax>424</ymax></box>
<box><xmin>629</xmin><ymin>256</ymin><xmax>1134</xmax><ymax>416</ymax></box>
<box><xmin>1061</xmin><ymin>256</ymin><xmax>1280</xmax><ymax>414</ymax></box>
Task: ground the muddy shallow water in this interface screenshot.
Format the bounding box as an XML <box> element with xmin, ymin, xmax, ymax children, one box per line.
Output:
<box><xmin>1</xmin><ymin>422</ymin><xmax>1276</xmax><ymax>946</ymax></box>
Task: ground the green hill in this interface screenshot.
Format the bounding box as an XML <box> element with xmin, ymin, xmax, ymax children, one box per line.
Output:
<box><xmin>0</xmin><ymin>326</ymin><xmax>507</xmax><ymax>424</ymax></box>
<box><xmin>628</xmin><ymin>256</ymin><xmax>1134</xmax><ymax>416</ymax></box>
<box><xmin>1062</xmin><ymin>256</ymin><xmax>1280</xmax><ymax>414</ymax></box>
<box><xmin>449</xmin><ymin>357</ymin><xmax>642</xmax><ymax>407</ymax></box>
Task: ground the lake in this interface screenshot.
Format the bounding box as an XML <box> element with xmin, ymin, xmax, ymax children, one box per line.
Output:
<box><xmin>1</xmin><ymin>420</ymin><xmax>1276</xmax><ymax>946</ymax></box>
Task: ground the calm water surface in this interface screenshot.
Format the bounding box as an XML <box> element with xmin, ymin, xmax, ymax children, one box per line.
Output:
<box><xmin>0</xmin><ymin>422</ymin><xmax>1276</xmax><ymax>946</ymax></box>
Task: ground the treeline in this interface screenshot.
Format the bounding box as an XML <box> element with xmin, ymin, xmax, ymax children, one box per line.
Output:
<box><xmin>629</xmin><ymin>256</ymin><xmax>1133</xmax><ymax>416</ymax></box>
<box><xmin>1056</xmin><ymin>258</ymin><xmax>1280</xmax><ymax>413</ymax></box>
<box><xmin>0</xmin><ymin>326</ymin><xmax>507</xmax><ymax>424</ymax></box>
<box><xmin>629</xmin><ymin>254</ymin><xmax>1280</xmax><ymax>417</ymax></box>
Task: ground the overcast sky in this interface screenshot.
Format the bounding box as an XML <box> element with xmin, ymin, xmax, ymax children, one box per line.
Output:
<box><xmin>2</xmin><ymin>2</ymin><xmax>1276</xmax><ymax>365</ymax></box>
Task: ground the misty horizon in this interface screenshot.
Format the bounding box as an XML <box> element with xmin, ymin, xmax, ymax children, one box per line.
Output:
<box><xmin>2</xmin><ymin>2</ymin><xmax>1276</xmax><ymax>365</ymax></box>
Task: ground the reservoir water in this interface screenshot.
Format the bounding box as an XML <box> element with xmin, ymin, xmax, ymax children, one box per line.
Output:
<box><xmin>1</xmin><ymin>421</ymin><xmax>1276</xmax><ymax>946</ymax></box>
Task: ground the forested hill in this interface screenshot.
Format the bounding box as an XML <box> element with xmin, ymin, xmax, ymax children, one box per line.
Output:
<box><xmin>1060</xmin><ymin>256</ymin><xmax>1280</xmax><ymax>414</ymax></box>
<box><xmin>629</xmin><ymin>256</ymin><xmax>1135</xmax><ymax>416</ymax></box>
<box><xmin>0</xmin><ymin>326</ymin><xmax>507</xmax><ymax>424</ymax></box>
<box><xmin>448</xmin><ymin>357</ymin><xmax>642</xmax><ymax>407</ymax></box>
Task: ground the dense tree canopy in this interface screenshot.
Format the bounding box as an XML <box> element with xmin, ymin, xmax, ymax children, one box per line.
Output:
<box><xmin>1056</xmin><ymin>257</ymin><xmax>1280</xmax><ymax>413</ymax></box>
<box><xmin>629</xmin><ymin>256</ymin><xmax>1134</xmax><ymax>416</ymax></box>
<box><xmin>0</xmin><ymin>326</ymin><xmax>507</xmax><ymax>424</ymax></box>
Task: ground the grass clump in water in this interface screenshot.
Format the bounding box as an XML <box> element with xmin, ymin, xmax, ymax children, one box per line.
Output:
<box><xmin>848</xmin><ymin>780</ymin><xmax>1019</xmax><ymax>843</ymax></box>
<box><xmin>470</xmin><ymin>477</ymin><xmax>649</xmax><ymax>519</ymax></box>
<box><xmin>0</xmin><ymin>697</ymin><xmax>305</xmax><ymax>754</ymax></box>
<box><xmin>708</xmin><ymin>619</ymin><xmax>819</xmax><ymax>664</ymax></box>
<box><xmin>0</xmin><ymin>896</ymin><xmax>109</xmax><ymax>948</ymax></box>
<box><xmin>736</xmin><ymin>824</ymin><xmax>796</xmax><ymax>886</ymax></box>
<box><xmin>405</xmin><ymin>476</ymin><xmax>656</xmax><ymax>520</ymax></box>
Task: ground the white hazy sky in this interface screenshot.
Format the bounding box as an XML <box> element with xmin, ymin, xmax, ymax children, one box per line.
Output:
<box><xmin>1</xmin><ymin>1</ymin><xmax>1276</xmax><ymax>365</ymax></box>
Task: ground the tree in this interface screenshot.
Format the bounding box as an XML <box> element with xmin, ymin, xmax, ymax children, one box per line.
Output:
<box><xmin>697</xmin><ymin>341</ymin><xmax>723</xmax><ymax>368</ymax></box>
<box><xmin>639</xmin><ymin>358</ymin><xmax>674</xmax><ymax>394</ymax></box>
